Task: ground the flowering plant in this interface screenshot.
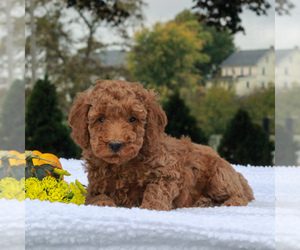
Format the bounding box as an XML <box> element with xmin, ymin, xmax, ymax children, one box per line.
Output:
<box><xmin>0</xmin><ymin>162</ymin><xmax>86</xmax><ymax>205</ymax></box>
<box><xmin>0</xmin><ymin>176</ymin><xmax>86</xmax><ymax>205</ymax></box>
<box><xmin>0</xmin><ymin>177</ymin><xmax>25</xmax><ymax>201</ymax></box>
<box><xmin>25</xmin><ymin>176</ymin><xmax>86</xmax><ymax>205</ymax></box>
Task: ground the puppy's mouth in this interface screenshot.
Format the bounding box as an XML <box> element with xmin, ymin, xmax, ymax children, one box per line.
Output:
<box><xmin>101</xmin><ymin>147</ymin><xmax>138</xmax><ymax>165</ymax></box>
<box><xmin>92</xmin><ymin>140</ymin><xmax>141</xmax><ymax>165</ymax></box>
<box><xmin>103</xmin><ymin>154</ymin><xmax>121</xmax><ymax>164</ymax></box>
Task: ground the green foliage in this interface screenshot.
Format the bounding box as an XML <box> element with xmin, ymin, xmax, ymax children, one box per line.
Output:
<box><xmin>26</xmin><ymin>0</ymin><xmax>143</xmax><ymax>118</ymax></box>
<box><xmin>200</xmin><ymin>25</ymin><xmax>235</xmax><ymax>78</ymax></box>
<box><xmin>163</xmin><ymin>91</ymin><xmax>207</xmax><ymax>145</ymax></box>
<box><xmin>174</xmin><ymin>10</ymin><xmax>235</xmax><ymax>78</ymax></box>
<box><xmin>218</xmin><ymin>109</ymin><xmax>274</xmax><ymax>166</ymax></box>
<box><xmin>187</xmin><ymin>85</ymin><xmax>237</xmax><ymax>137</ymax></box>
<box><xmin>192</xmin><ymin>0</ymin><xmax>293</xmax><ymax>34</ymax></box>
<box><xmin>275</xmin><ymin>124</ymin><xmax>298</xmax><ymax>166</ymax></box>
<box><xmin>239</xmin><ymin>85</ymin><xmax>275</xmax><ymax>134</ymax></box>
<box><xmin>25</xmin><ymin>76</ymin><xmax>80</xmax><ymax>158</ymax></box>
<box><xmin>66</xmin><ymin>0</ymin><xmax>144</xmax><ymax>26</ymax></box>
<box><xmin>0</xmin><ymin>80</ymin><xmax>25</xmax><ymax>151</ymax></box>
<box><xmin>192</xmin><ymin>0</ymin><xmax>272</xmax><ymax>34</ymax></box>
<box><xmin>127</xmin><ymin>21</ymin><xmax>210</xmax><ymax>92</ymax></box>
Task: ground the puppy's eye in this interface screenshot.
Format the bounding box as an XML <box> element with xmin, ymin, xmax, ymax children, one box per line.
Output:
<box><xmin>129</xmin><ymin>117</ymin><xmax>136</xmax><ymax>123</ymax></box>
<box><xmin>99</xmin><ymin>117</ymin><xmax>105</xmax><ymax>123</ymax></box>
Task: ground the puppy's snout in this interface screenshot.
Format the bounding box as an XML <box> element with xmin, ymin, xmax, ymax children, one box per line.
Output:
<box><xmin>108</xmin><ymin>141</ymin><xmax>124</xmax><ymax>152</ymax></box>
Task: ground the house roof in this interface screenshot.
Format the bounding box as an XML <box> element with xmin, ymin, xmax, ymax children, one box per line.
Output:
<box><xmin>220</xmin><ymin>49</ymin><xmax>271</xmax><ymax>67</ymax></box>
<box><xmin>275</xmin><ymin>49</ymin><xmax>296</xmax><ymax>65</ymax></box>
<box><xmin>97</xmin><ymin>50</ymin><xmax>127</xmax><ymax>67</ymax></box>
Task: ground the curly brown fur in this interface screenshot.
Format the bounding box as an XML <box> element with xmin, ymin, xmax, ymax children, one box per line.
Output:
<box><xmin>68</xmin><ymin>80</ymin><xmax>254</xmax><ymax>211</ymax></box>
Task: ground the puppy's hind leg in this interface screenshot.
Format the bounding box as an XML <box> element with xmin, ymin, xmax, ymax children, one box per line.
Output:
<box><xmin>204</xmin><ymin>158</ymin><xmax>253</xmax><ymax>207</ymax></box>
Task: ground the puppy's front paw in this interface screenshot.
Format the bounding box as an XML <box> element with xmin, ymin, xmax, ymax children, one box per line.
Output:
<box><xmin>140</xmin><ymin>201</ymin><xmax>170</xmax><ymax>211</ymax></box>
<box><xmin>90</xmin><ymin>200</ymin><xmax>117</xmax><ymax>207</ymax></box>
<box><xmin>195</xmin><ymin>196</ymin><xmax>217</xmax><ymax>207</ymax></box>
<box><xmin>85</xmin><ymin>194</ymin><xmax>117</xmax><ymax>207</ymax></box>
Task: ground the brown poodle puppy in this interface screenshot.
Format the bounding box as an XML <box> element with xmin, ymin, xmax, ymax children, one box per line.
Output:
<box><xmin>68</xmin><ymin>80</ymin><xmax>254</xmax><ymax>211</ymax></box>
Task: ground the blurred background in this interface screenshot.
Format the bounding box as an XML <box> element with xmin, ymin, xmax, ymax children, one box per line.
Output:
<box><xmin>0</xmin><ymin>0</ymin><xmax>297</xmax><ymax>167</ymax></box>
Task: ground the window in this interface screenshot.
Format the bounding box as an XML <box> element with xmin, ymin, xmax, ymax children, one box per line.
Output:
<box><xmin>262</xmin><ymin>82</ymin><xmax>265</xmax><ymax>88</ymax></box>
<box><xmin>266</xmin><ymin>56</ymin><xmax>269</xmax><ymax>63</ymax></box>
<box><xmin>262</xmin><ymin>67</ymin><xmax>265</xmax><ymax>75</ymax></box>
<box><xmin>249</xmin><ymin>67</ymin><xmax>252</xmax><ymax>75</ymax></box>
<box><xmin>246</xmin><ymin>82</ymin><xmax>250</xmax><ymax>89</ymax></box>
<box><xmin>225</xmin><ymin>67</ymin><xmax>228</xmax><ymax>76</ymax></box>
<box><xmin>241</xmin><ymin>67</ymin><xmax>244</xmax><ymax>76</ymax></box>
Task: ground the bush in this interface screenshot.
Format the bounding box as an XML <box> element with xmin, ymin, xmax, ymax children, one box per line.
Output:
<box><xmin>218</xmin><ymin>108</ymin><xmax>274</xmax><ymax>166</ymax></box>
<box><xmin>25</xmin><ymin>76</ymin><xmax>80</xmax><ymax>158</ymax></box>
<box><xmin>163</xmin><ymin>91</ymin><xmax>208</xmax><ymax>144</ymax></box>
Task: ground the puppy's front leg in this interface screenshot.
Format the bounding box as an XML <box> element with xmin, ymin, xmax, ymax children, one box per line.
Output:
<box><xmin>85</xmin><ymin>193</ymin><xmax>117</xmax><ymax>207</ymax></box>
<box><xmin>140</xmin><ymin>181</ymin><xmax>179</xmax><ymax>211</ymax></box>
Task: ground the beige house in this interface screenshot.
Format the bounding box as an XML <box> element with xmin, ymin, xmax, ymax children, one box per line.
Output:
<box><xmin>275</xmin><ymin>47</ymin><xmax>300</xmax><ymax>90</ymax></box>
<box><xmin>217</xmin><ymin>48</ymin><xmax>275</xmax><ymax>95</ymax></box>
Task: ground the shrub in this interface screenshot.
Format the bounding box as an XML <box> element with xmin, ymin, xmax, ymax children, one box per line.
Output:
<box><xmin>218</xmin><ymin>108</ymin><xmax>274</xmax><ymax>166</ymax></box>
<box><xmin>163</xmin><ymin>91</ymin><xmax>208</xmax><ymax>144</ymax></box>
<box><xmin>25</xmin><ymin>76</ymin><xmax>80</xmax><ymax>158</ymax></box>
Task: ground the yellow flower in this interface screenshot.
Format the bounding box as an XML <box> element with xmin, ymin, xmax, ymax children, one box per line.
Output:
<box><xmin>48</xmin><ymin>187</ymin><xmax>64</xmax><ymax>202</ymax></box>
<box><xmin>57</xmin><ymin>180</ymin><xmax>71</xmax><ymax>192</ymax></box>
<box><xmin>37</xmin><ymin>191</ymin><xmax>48</xmax><ymax>201</ymax></box>
<box><xmin>42</xmin><ymin>176</ymin><xmax>58</xmax><ymax>191</ymax></box>
<box><xmin>70</xmin><ymin>182</ymin><xmax>81</xmax><ymax>195</ymax></box>
<box><xmin>0</xmin><ymin>169</ymin><xmax>85</xmax><ymax>205</ymax></box>
<box><xmin>0</xmin><ymin>177</ymin><xmax>25</xmax><ymax>200</ymax></box>
<box><xmin>75</xmin><ymin>179</ymin><xmax>87</xmax><ymax>195</ymax></box>
<box><xmin>15</xmin><ymin>191</ymin><xmax>25</xmax><ymax>201</ymax></box>
<box><xmin>25</xmin><ymin>178</ymin><xmax>44</xmax><ymax>200</ymax></box>
<box><xmin>25</xmin><ymin>177</ymin><xmax>39</xmax><ymax>191</ymax></box>
<box><xmin>70</xmin><ymin>193</ymin><xmax>85</xmax><ymax>205</ymax></box>
<box><xmin>54</xmin><ymin>168</ymin><xmax>71</xmax><ymax>176</ymax></box>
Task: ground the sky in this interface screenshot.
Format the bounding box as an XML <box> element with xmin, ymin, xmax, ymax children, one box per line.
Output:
<box><xmin>141</xmin><ymin>0</ymin><xmax>299</xmax><ymax>50</ymax></box>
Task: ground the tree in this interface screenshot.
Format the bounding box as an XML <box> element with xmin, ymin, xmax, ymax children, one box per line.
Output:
<box><xmin>275</xmin><ymin>124</ymin><xmax>298</xmax><ymax>166</ymax></box>
<box><xmin>275</xmin><ymin>0</ymin><xmax>295</xmax><ymax>15</ymax></box>
<box><xmin>66</xmin><ymin>0</ymin><xmax>144</xmax><ymax>27</ymax></box>
<box><xmin>25</xmin><ymin>0</ymin><xmax>144</xmax><ymax>118</ymax></box>
<box><xmin>127</xmin><ymin>21</ymin><xmax>210</xmax><ymax>92</ymax></box>
<box><xmin>0</xmin><ymin>80</ymin><xmax>25</xmax><ymax>151</ymax></box>
<box><xmin>218</xmin><ymin>109</ymin><xmax>274</xmax><ymax>166</ymax></box>
<box><xmin>163</xmin><ymin>91</ymin><xmax>207</xmax><ymax>145</ymax></box>
<box><xmin>25</xmin><ymin>76</ymin><xmax>80</xmax><ymax>158</ymax></box>
<box><xmin>189</xmin><ymin>85</ymin><xmax>238</xmax><ymax>137</ymax></box>
<box><xmin>192</xmin><ymin>0</ymin><xmax>294</xmax><ymax>34</ymax></box>
<box><xmin>174</xmin><ymin>9</ymin><xmax>235</xmax><ymax>78</ymax></box>
<box><xmin>239</xmin><ymin>84</ymin><xmax>275</xmax><ymax>134</ymax></box>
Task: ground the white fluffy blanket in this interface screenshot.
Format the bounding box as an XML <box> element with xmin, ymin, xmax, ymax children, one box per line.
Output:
<box><xmin>1</xmin><ymin>159</ymin><xmax>299</xmax><ymax>249</ymax></box>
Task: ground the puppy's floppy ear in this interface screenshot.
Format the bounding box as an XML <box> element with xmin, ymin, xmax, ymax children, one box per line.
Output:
<box><xmin>143</xmin><ymin>90</ymin><xmax>167</xmax><ymax>153</ymax></box>
<box><xmin>68</xmin><ymin>92</ymin><xmax>91</xmax><ymax>150</ymax></box>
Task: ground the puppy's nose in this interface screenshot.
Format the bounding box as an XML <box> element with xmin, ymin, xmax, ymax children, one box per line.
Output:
<box><xmin>108</xmin><ymin>142</ymin><xmax>124</xmax><ymax>152</ymax></box>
